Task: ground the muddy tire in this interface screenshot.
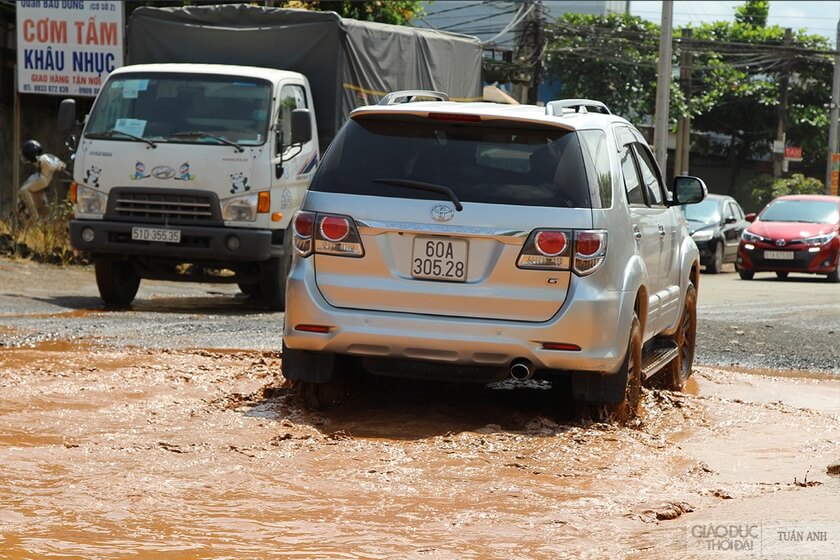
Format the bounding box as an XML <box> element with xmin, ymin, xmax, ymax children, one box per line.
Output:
<box><xmin>707</xmin><ymin>241</ymin><xmax>724</xmax><ymax>274</ymax></box>
<box><xmin>738</xmin><ymin>269</ymin><xmax>754</xmax><ymax>280</ymax></box>
<box><xmin>576</xmin><ymin>315</ymin><xmax>643</xmax><ymax>424</ymax></box>
<box><xmin>659</xmin><ymin>283</ymin><xmax>697</xmax><ymax>391</ymax></box>
<box><xmin>95</xmin><ymin>258</ymin><xmax>140</xmax><ymax>307</ymax></box>
<box><xmin>260</xmin><ymin>234</ymin><xmax>293</xmax><ymax>311</ymax></box>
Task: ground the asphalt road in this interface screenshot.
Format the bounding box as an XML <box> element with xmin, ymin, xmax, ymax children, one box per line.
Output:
<box><xmin>1</xmin><ymin>257</ymin><xmax>838</xmax><ymax>375</ymax></box>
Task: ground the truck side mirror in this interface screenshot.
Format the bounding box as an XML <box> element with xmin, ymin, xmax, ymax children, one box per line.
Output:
<box><xmin>58</xmin><ymin>99</ymin><xmax>76</xmax><ymax>133</ymax></box>
<box><xmin>290</xmin><ymin>109</ymin><xmax>312</xmax><ymax>145</ymax></box>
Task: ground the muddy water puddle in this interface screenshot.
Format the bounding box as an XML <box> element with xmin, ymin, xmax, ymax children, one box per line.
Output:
<box><xmin>1</xmin><ymin>347</ymin><xmax>839</xmax><ymax>559</ymax></box>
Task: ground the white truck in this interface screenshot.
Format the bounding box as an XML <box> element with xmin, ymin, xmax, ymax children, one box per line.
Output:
<box><xmin>59</xmin><ymin>4</ymin><xmax>482</xmax><ymax>309</ymax></box>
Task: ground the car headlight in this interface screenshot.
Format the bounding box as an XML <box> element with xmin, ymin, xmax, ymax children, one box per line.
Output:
<box><xmin>800</xmin><ymin>232</ymin><xmax>836</xmax><ymax>246</ymax></box>
<box><xmin>221</xmin><ymin>192</ymin><xmax>259</xmax><ymax>222</ymax></box>
<box><xmin>691</xmin><ymin>229</ymin><xmax>715</xmax><ymax>242</ymax></box>
<box><xmin>75</xmin><ymin>184</ymin><xmax>108</xmax><ymax>216</ymax></box>
<box><xmin>741</xmin><ymin>230</ymin><xmax>766</xmax><ymax>243</ymax></box>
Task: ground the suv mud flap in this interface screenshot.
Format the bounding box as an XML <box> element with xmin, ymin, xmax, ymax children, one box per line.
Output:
<box><xmin>281</xmin><ymin>345</ymin><xmax>336</xmax><ymax>383</ymax></box>
<box><xmin>571</xmin><ymin>370</ymin><xmax>628</xmax><ymax>404</ymax></box>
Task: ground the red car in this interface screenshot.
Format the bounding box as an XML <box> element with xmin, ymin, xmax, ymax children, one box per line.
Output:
<box><xmin>737</xmin><ymin>194</ymin><xmax>840</xmax><ymax>282</ymax></box>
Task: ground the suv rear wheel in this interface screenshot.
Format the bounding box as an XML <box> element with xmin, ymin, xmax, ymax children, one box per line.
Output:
<box><xmin>282</xmin><ymin>341</ymin><xmax>352</xmax><ymax>409</ymax></box>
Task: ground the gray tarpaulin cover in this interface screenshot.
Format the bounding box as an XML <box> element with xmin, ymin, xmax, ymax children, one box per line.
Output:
<box><xmin>128</xmin><ymin>4</ymin><xmax>483</xmax><ymax>149</ymax></box>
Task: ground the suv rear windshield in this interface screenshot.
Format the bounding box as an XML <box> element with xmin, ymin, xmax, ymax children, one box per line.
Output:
<box><xmin>310</xmin><ymin>116</ymin><xmax>593</xmax><ymax>208</ymax></box>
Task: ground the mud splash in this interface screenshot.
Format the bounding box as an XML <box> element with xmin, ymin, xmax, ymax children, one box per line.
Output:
<box><xmin>0</xmin><ymin>347</ymin><xmax>838</xmax><ymax>558</ymax></box>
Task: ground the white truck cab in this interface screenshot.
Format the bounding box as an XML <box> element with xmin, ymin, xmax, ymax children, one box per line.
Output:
<box><xmin>64</xmin><ymin>63</ymin><xmax>318</xmax><ymax>308</ymax></box>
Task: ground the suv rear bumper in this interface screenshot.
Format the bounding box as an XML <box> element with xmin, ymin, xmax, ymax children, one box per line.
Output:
<box><xmin>70</xmin><ymin>219</ymin><xmax>272</xmax><ymax>262</ymax></box>
<box><xmin>284</xmin><ymin>258</ymin><xmax>634</xmax><ymax>376</ymax></box>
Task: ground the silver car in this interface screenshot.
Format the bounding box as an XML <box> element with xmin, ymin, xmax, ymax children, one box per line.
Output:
<box><xmin>283</xmin><ymin>93</ymin><xmax>707</xmax><ymax>420</ymax></box>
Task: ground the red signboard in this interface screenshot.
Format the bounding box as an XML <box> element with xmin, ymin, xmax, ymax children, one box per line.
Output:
<box><xmin>784</xmin><ymin>146</ymin><xmax>802</xmax><ymax>160</ymax></box>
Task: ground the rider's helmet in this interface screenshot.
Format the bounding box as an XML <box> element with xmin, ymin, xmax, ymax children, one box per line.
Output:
<box><xmin>21</xmin><ymin>139</ymin><xmax>43</xmax><ymax>163</ymax></box>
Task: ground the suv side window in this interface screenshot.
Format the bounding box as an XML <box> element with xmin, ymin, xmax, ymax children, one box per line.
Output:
<box><xmin>728</xmin><ymin>201</ymin><xmax>743</xmax><ymax>220</ymax></box>
<box><xmin>620</xmin><ymin>145</ymin><xmax>645</xmax><ymax>205</ymax></box>
<box><xmin>579</xmin><ymin>129</ymin><xmax>613</xmax><ymax>208</ymax></box>
<box><xmin>633</xmin><ymin>144</ymin><xmax>664</xmax><ymax>206</ymax></box>
<box><xmin>277</xmin><ymin>84</ymin><xmax>308</xmax><ymax>153</ymax></box>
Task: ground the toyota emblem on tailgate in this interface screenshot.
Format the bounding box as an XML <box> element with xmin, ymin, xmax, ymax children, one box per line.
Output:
<box><xmin>431</xmin><ymin>204</ymin><xmax>455</xmax><ymax>222</ymax></box>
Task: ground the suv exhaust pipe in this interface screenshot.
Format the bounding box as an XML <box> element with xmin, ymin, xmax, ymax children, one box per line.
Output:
<box><xmin>509</xmin><ymin>359</ymin><xmax>533</xmax><ymax>381</ymax></box>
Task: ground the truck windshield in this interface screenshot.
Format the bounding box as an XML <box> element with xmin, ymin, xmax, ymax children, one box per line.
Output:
<box><xmin>85</xmin><ymin>73</ymin><xmax>272</xmax><ymax>147</ymax></box>
<box><xmin>310</xmin><ymin>117</ymin><xmax>593</xmax><ymax>208</ymax></box>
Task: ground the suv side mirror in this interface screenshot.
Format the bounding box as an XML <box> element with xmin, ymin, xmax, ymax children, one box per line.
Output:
<box><xmin>290</xmin><ymin>109</ymin><xmax>312</xmax><ymax>145</ymax></box>
<box><xmin>724</xmin><ymin>216</ymin><xmax>738</xmax><ymax>224</ymax></box>
<box><xmin>670</xmin><ymin>175</ymin><xmax>707</xmax><ymax>205</ymax></box>
<box><xmin>58</xmin><ymin>99</ymin><xmax>76</xmax><ymax>133</ymax></box>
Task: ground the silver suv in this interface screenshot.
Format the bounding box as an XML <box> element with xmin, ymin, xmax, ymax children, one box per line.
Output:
<box><xmin>283</xmin><ymin>92</ymin><xmax>707</xmax><ymax>420</ymax></box>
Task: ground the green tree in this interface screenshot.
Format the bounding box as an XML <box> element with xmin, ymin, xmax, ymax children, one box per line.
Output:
<box><xmin>542</xmin><ymin>1</ymin><xmax>832</xmax><ymax>195</ymax></box>
<box><xmin>543</xmin><ymin>13</ymin><xmax>664</xmax><ymax>119</ymax></box>
<box><xmin>284</xmin><ymin>0</ymin><xmax>425</xmax><ymax>25</ymax></box>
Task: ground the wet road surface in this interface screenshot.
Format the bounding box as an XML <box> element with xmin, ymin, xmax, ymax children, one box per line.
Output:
<box><xmin>1</xmin><ymin>258</ymin><xmax>839</xmax><ymax>558</ymax></box>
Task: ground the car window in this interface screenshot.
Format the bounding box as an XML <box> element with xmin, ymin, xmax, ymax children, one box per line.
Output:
<box><xmin>310</xmin><ymin>117</ymin><xmax>593</xmax><ymax>208</ymax></box>
<box><xmin>723</xmin><ymin>202</ymin><xmax>736</xmax><ymax>221</ymax></box>
<box><xmin>277</xmin><ymin>84</ymin><xmax>308</xmax><ymax>151</ymax></box>
<box><xmin>633</xmin><ymin>143</ymin><xmax>663</xmax><ymax>206</ymax></box>
<box><xmin>760</xmin><ymin>199</ymin><xmax>840</xmax><ymax>223</ymax></box>
<box><xmin>620</xmin><ymin>145</ymin><xmax>645</xmax><ymax>205</ymax></box>
<box><xmin>578</xmin><ymin>129</ymin><xmax>613</xmax><ymax>208</ymax></box>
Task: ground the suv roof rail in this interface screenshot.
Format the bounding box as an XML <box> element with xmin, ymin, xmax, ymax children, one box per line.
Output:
<box><xmin>545</xmin><ymin>99</ymin><xmax>611</xmax><ymax>116</ymax></box>
<box><xmin>378</xmin><ymin>90</ymin><xmax>449</xmax><ymax>105</ymax></box>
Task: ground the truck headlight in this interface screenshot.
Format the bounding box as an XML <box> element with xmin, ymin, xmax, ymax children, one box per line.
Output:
<box><xmin>221</xmin><ymin>192</ymin><xmax>259</xmax><ymax>222</ymax></box>
<box><xmin>76</xmin><ymin>184</ymin><xmax>108</xmax><ymax>215</ymax></box>
<box><xmin>691</xmin><ymin>229</ymin><xmax>715</xmax><ymax>242</ymax></box>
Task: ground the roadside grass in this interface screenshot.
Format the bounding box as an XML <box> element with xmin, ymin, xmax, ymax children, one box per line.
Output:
<box><xmin>0</xmin><ymin>201</ymin><xmax>89</xmax><ymax>265</ymax></box>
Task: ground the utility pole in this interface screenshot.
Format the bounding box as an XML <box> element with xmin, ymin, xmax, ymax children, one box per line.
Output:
<box><xmin>512</xmin><ymin>0</ymin><xmax>543</xmax><ymax>104</ymax></box>
<box><xmin>826</xmin><ymin>19</ymin><xmax>840</xmax><ymax>194</ymax></box>
<box><xmin>674</xmin><ymin>28</ymin><xmax>692</xmax><ymax>177</ymax></box>
<box><xmin>653</xmin><ymin>0</ymin><xmax>673</xmax><ymax>175</ymax></box>
<box><xmin>773</xmin><ymin>28</ymin><xmax>792</xmax><ymax>179</ymax></box>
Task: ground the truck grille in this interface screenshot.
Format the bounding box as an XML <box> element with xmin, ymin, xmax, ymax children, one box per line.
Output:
<box><xmin>106</xmin><ymin>187</ymin><xmax>222</xmax><ymax>225</ymax></box>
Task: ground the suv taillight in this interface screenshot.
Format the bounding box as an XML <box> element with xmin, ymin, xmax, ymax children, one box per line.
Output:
<box><xmin>292</xmin><ymin>211</ymin><xmax>364</xmax><ymax>258</ymax></box>
<box><xmin>517</xmin><ymin>229</ymin><xmax>573</xmax><ymax>270</ymax></box>
<box><xmin>573</xmin><ymin>230</ymin><xmax>608</xmax><ymax>275</ymax></box>
<box><xmin>517</xmin><ymin>228</ymin><xmax>607</xmax><ymax>275</ymax></box>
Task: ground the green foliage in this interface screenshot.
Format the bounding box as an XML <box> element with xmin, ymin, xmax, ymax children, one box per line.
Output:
<box><xmin>747</xmin><ymin>173</ymin><xmax>824</xmax><ymax>209</ymax></box>
<box><xmin>734</xmin><ymin>0</ymin><xmax>769</xmax><ymax>27</ymax></box>
<box><xmin>543</xmin><ymin>1</ymin><xmax>834</xmax><ymax>172</ymax></box>
<box><xmin>292</xmin><ymin>0</ymin><xmax>425</xmax><ymax>25</ymax></box>
<box><xmin>543</xmin><ymin>13</ymin><xmax>663</xmax><ymax>120</ymax></box>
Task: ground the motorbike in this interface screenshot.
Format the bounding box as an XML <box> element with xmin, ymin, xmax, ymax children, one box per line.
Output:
<box><xmin>18</xmin><ymin>139</ymin><xmax>68</xmax><ymax>220</ymax></box>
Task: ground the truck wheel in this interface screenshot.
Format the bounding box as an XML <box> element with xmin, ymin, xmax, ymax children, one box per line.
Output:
<box><xmin>601</xmin><ymin>315</ymin><xmax>643</xmax><ymax>423</ymax></box>
<box><xmin>660</xmin><ymin>283</ymin><xmax>697</xmax><ymax>391</ymax></box>
<box><xmin>238</xmin><ymin>282</ymin><xmax>262</xmax><ymax>298</ymax></box>
<box><xmin>261</xmin><ymin>235</ymin><xmax>293</xmax><ymax>311</ymax></box>
<box><xmin>707</xmin><ymin>241</ymin><xmax>723</xmax><ymax>274</ymax></box>
<box><xmin>95</xmin><ymin>258</ymin><xmax>140</xmax><ymax>307</ymax></box>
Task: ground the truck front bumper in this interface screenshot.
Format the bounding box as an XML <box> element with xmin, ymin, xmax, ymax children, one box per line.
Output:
<box><xmin>70</xmin><ymin>220</ymin><xmax>273</xmax><ymax>262</ymax></box>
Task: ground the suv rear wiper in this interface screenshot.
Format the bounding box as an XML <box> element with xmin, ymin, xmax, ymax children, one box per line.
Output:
<box><xmin>373</xmin><ymin>178</ymin><xmax>463</xmax><ymax>211</ymax></box>
<box><xmin>85</xmin><ymin>129</ymin><xmax>157</xmax><ymax>148</ymax></box>
<box><xmin>170</xmin><ymin>131</ymin><xmax>244</xmax><ymax>153</ymax></box>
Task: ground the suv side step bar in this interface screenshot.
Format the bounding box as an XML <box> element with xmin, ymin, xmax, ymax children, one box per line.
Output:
<box><xmin>641</xmin><ymin>339</ymin><xmax>679</xmax><ymax>380</ymax></box>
